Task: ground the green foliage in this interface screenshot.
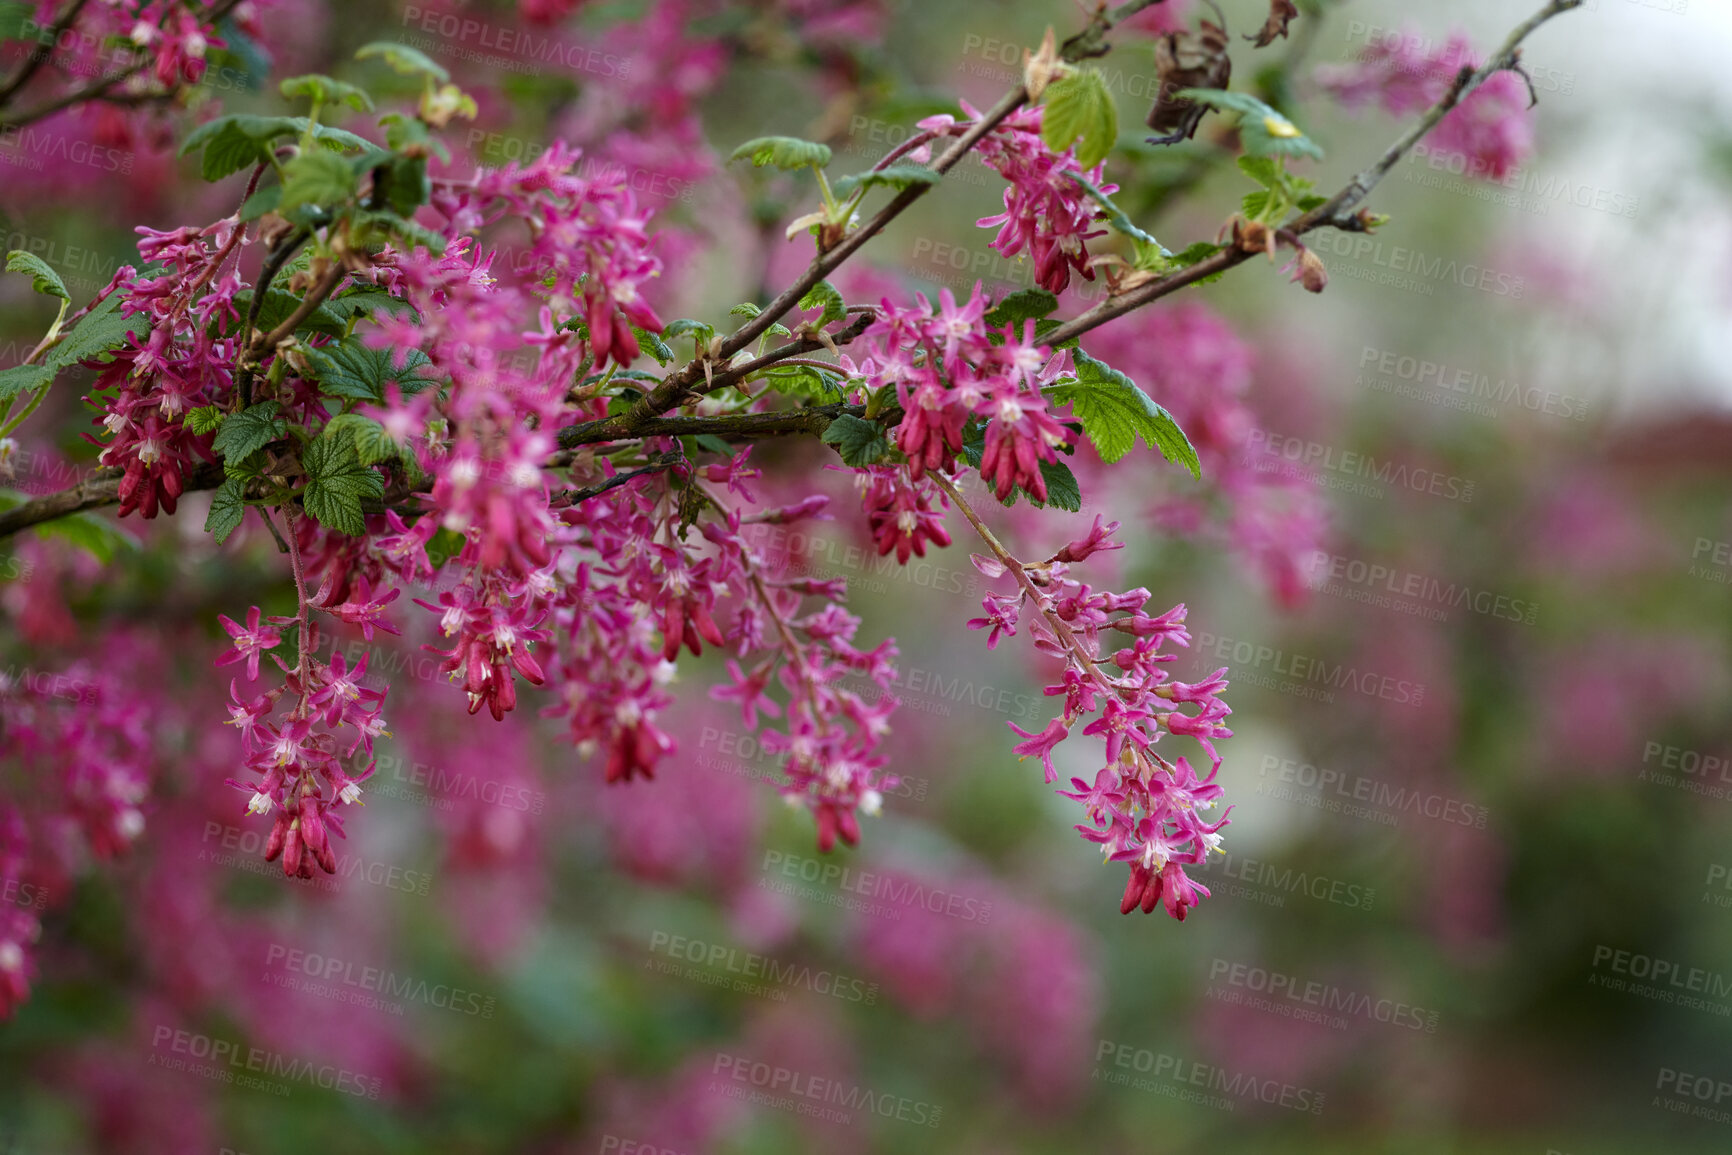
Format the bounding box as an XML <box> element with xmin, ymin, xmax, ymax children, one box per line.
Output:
<box><xmin>831</xmin><ymin>164</ymin><xmax>940</xmax><ymax>198</ymax></box>
<box><xmin>347</xmin><ymin>208</ymin><xmax>448</xmax><ymax>255</ymax></box>
<box><xmin>729</xmin><ymin>136</ymin><xmax>832</xmax><ymax>170</ymax></box>
<box><xmin>983</xmin><ymin>289</ymin><xmax>1059</xmax><ymax>333</ymax></box>
<box><xmin>179</xmin><ymin>115</ymin><xmax>373</xmax><ymax>182</ymax></box>
<box><xmin>321</xmin><ymin>413</ymin><xmax>403</xmax><ymax>466</ymax></box>
<box><xmin>759</xmin><ymin>363</ymin><xmax>843</xmax><ymax>401</ymax></box>
<box><xmin>632</xmin><ymin>325</ymin><xmax>675</xmax><ymax>366</ymax></box>
<box><xmin>6</xmin><ymin>251</ymin><xmax>68</xmax><ymax>300</ymax></box>
<box><xmin>279</xmin><ymin>74</ymin><xmax>375</xmax><ymax>112</ymax></box>
<box><xmin>232</xmin><ymin>288</ymin><xmax>347</xmax><ymax>340</ymax></box>
<box><xmin>355</xmin><ymin>41</ymin><xmax>449</xmax><ymax>83</ymax></box>
<box><xmin>303</xmin><ymin>338</ymin><xmax>435</xmax><ymax>402</ymax></box>
<box><xmin>300</xmin><ymin>432</ymin><xmax>384</xmax><ymax>535</ymax></box>
<box><xmin>820</xmin><ymin>413</ymin><xmax>891</xmax><ymax>466</ymax></box>
<box><xmin>797</xmin><ymin>281</ymin><xmax>846</xmax><ymax>327</ymax></box>
<box><xmin>30</xmin><ymin>509</ymin><xmax>140</xmax><ymax>564</ymax></box>
<box><xmin>204</xmin><ymin>478</ymin><xmax>248</xmax><ymax>545</ymax></box>
<box><xmin>46</xmin><ymin>293</ymin><xmax>144</xmax><ymax>369</ymax></box>
<box><xmin>184</xmin><ymin>406</ymin><xmax>225</xmax><ymax>436</ymax></box>
<box><xmin>1044</xmin><ymin>351</ymin><xmax>1200</xmax><ymax>476</ymax></box>
<box><xmin>1042</xmin><ymin>68</ymin><xmax>1118</xmax><ymax>169</ymax></box>
<box><xmin>0</xmin><ymin>364</ymin><xmax>53</xmax><ymax>401</ymax></box>
<box><xmin>211</xmin><ymin>401</ymin><xmax>288</xmax><ymax>463</ymax></box>
<box><xmin>664</xmin><ymin>319</ymin><xmax>716</xmax><ymax>351</ymax></box>
<box><xmin>1177</xmin><ymin>89</ymin><xmax>1323</xmax><ymax>160</ymax></box>
<box><xmin>279</xmin><ymin>149</ymin><xmax>358</xmax><ymax>211</ymax></box>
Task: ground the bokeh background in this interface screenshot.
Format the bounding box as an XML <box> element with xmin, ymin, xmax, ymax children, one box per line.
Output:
<box><xmin>3</xmin><ymin>0</ymin><xmax>1732</xmax><ymax>1151</ymax></box>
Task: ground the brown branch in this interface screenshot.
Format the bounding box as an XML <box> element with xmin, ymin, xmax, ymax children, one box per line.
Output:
<box><xmin>0</xmin><ymin>0</ymin><xmax>93</xmax><ymax>109</ymax></box>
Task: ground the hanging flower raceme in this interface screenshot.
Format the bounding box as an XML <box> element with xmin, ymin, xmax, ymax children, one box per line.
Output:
<box><xmin>962</xmin><ymin>514</ymin><xmax>1233</xmax><ymax>919</ymax></box>
<box><xmin>854</xmin><ymin>283</ymin><xmax>1076</xmax><ymax>503</ymax></box>
<box><xmin>914</xmin><ymin>102</ymin><xmax>1114</xmax><ymax>295</ymax></box>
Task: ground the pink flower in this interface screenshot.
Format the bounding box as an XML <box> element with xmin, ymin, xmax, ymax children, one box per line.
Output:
<box><xmin>214</xmin><ymin>606</ymin><xmax>281</xmax><ymax>682</ymax></box>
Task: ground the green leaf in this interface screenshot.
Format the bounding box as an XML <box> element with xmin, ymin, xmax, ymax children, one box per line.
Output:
<box><xmin>1043</xmin><ymin>351</ymin><xmax>1200</xmax><ymax>476</ymax></box>
<box><xmin>240</xmin><ymin>184</ymin><xmax>282</xmax><ymax>221</ymax></box>
<box><xmin>355</xmin><ymin>41</ymin><xmax>450</xmax><ymax>83</ymax></box>
<box><xmin>321</xmin><ymin>412</ymin><xmax>401</xmax><ymax>465</ymax></box>
<box><xmin>1176</xmin><ymin>89</ymin><xmax>1323</xmax><ymax>160</ymax></box>
<box><xmin>831</xmin><ymin>164</ymin><xmax>940</xmax><ymax>198</ymax></box>
<box><xmin>179</xmin><ymin>115</ymin><xmax>373</xmax><ymax>182</ymax></box>
<box><xmin>1042</xmin><ymin>68</ymin><xmax>1118</xmax><ymax>169</ymax></box>
<box><xmin>378</xmin><ymin>112</ymin><xmax>450</xmax><ymax>163</ymax></box>
<box><xmin>692</xmin><ymin>434</ymin><xmax>734</xmax><ymax>456</ymax></box>
<box><xmin>43</xmin><ymin>293</ymin><xmax>141</xmax><ymax>370</ymax></box>
<box><xmin>6</xmin><ymin>251</ymin><xmax>68</xmax><ymax>300</ymax></box>
<box><xmin>632</xmin><ymin>325</ymin><xmax>675</xmax><ymax>366</ymax></box>
<box><xmin>820</xmin><ymin>413</ymin><xmax>891</xmax><ymax>467</ymax></box>
<box><xmin>301</xmin><ymin>433</ymin><xmax>384</xmax><ymax>536</ymax></box>
<box><xmin>323</xmin><ymin>285</ymin><xmax>418</xmax><ymax>324</ymax></box>
<box><xmin>279</xmin><ymin>149</ymin><xmax>358</xmax><ymax>212</ymax></box>
<box><xmin>0</xmin><ymin>364</ymin><xmax>53</xmax><ymax>401</ymax></box>
<box><xmin>32</xmin><ymin>509</ymin><xmax>139</xmax><ymax>564</ymax></box>
<box><xmin>1170</xmin><ymin>241</ymin><xmax>1225</xmax><ymax>265</ymax></box>
<box><xmin>729</xmin><ymin>136</ymin><xmax>832</xmax><ymax>170</ymax></box>
<box><xmin>353</xmin><ymin>149</ymin><xmax>429</xmax><ymax>217</ymax></box>
<box><xmin>231</xmin><ymin>288</ymin><xmax>347</xmax><ymax>339</ymax></box>
<box><xmin>1242</xmin><ymin>190</ymin><xmax>1275</xmax><ymax>219</ymax></box>
<box><xmin>1032</xmin><ymin>459</ymin><xmax>1082</xmax><ymax>512</ymax></box>
<box><xmin>1236</xmin><ymin>155</ymin><xmax>1281</xmax><ymax>189</ymax></box>
<box><xmin>279</xmin><ymin>73</ymin><xmax>375</xmax><ymax>112</ymax></box>
<box><xmin>347</xmin><ymin>209</ymin><xmax>448</xmax><ymax>256</ymax></box>
<box><xmin>664</xmin><ymin>318</ymin><xmax>716</xmax><ymax>349</ymax></box>
<box><xmin>798</xmin><ymin>280</ymin><xmax>845</xmax><ymax>327</ymax></box>
<box><xmin>212</xmin><ymin>401</ymin><xmax>287</xmax><ymax>463</ymax></box>
<box><xmin>760</xmin><ymin>363</ymin><xmax>843</xmax><ymax>401</ymax></box>
<box><xmin>729</xmin><ymin>302</ymin><xmax>762</xmax><ymax>318</ymax></box>
<box><xmin>425</xmin><ymin>526</ymin><xmax>464</xmax><ymax>569</ymax></box>
<box><xmin>983</xmin><ymin>288</ymin><xmax>1059</xmax><ymax>334</ymax></box>
<box><xmin>0</xmin><ymin>2</ymin><xmax>31</xmax><ymax>40</ymax></box>
<box><xmin>302</xmin><ymin>336</ymin><xmax>435</xmax><ymax>402</ymax></box>
<box><xmin>185</xmin><ymin>405</ymin><xmax>225</xmax><ymax>436</ymax></box>
<box><xmin>205</xmin><ymin>478</ymin><xmax>247</xmax><ymax>545</ymax></box>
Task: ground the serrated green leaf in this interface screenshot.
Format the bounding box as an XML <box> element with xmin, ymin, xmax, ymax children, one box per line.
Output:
<box><xmin>831</xmin><ymin>164</ymin><xmax>940</xmax><ymax>198</ymax></box>
<box><xmin>984</xmin><ymin>288</ymin><xmax>1059</xmax><ymax>334</ymax></box>
<box><xmin>354</xmin><ymin>149</ymin><xmax>429</xmax><ymax>217</ymax></box>
<box><xmin>760</xmin><ymin>363</ymin><xmax>843</xmax><ymax>401</ymax></box>
<box><xmin>729</xmin><ymin>136</ymin><xmax>832</xmax><ymax>170</ymax></box>
<box><xmin>185</xmin><ymin>405</ymin><xmax>225</xmax><ymax>436</ymax></box>
<box><xmin>1171</xmin><ymin>241</ymin><xmax>1225</xmax><ymax>265</ymax></box>
<box><xmin>1042</xmin><ymin>68</ymin><xmax>1118</xmax><ymax>169</ymax></box>
<box><xmin>180</xmin><ymin>115</ymin><xmax>373</xmax><ymax>182</ymax></box>
<box><xmin>0</xmin><ymin>363</ymin><xmax>54</xmax><ymax>401</ymax></box>
<box><xmin>212</xmin><ymin>401</ymin><xmax>287</xmax><ymax>462</ymax></box>
<box><xmin>279</xmin><ymin>73</ymin><xmax>375</xmax><ymax>112</ymax></box>
<box><xmin>44</xmin><ymin>293</ymin><xmax>141</xmax><ymax>370</ymax></box>
<box><xmin>1177</xmin><ymin>88</ymin><xmax>1322</xmax><ymax>160</ymax></box>
<box><xmin>280</xmin><ymin>149</ymin><xmax>357</xmax><ymax>212</ymax></box>
<box><xmin>6</xmin><ymin>251</ymin><xmax>68</xmax><ymax>300</ymax></box>
<box><xmin>32</xmin><ymin>509</ymin><xmax>139</xmax><ymax>564</ymax></box>
<box><xmin>303</xmin><ymin>336</ymin><xmax>434</xmax><ymax>402</ymax></box>
<box><xmin>348</xmin><ymin>209</ymin><xmax>447</xmax><ymax>255</ymax></box>
<box><xmin>355</xmin><ymin>41</ymin><xmax>449</xmax><ymax>83</ymax></box>
<box><xmin>798</xmin><ymin>280</ymin><xmax>845</xmax><ymax>327</ymax></box>
<box><xmin>1043</xmin><ymin>351</ymin><xmax>1200</xmax><ymax>476</ymax></box>
<box><xmin>1242</xmin><ymin>190</ymin><xmax>1275</xmax><ymax>219</ymax></box>
<box><xmin>1297</xmin><ymin>194</ymin><xmax>1328</xmax><ymax>212</ymax></box>
<box><xmin>378</xmin><ymin>112</ymin><xmax>450</xmax><ymax>163</ymax></box>
<box><xmin>631</xmin><ymin>325</ymin><xmax>675</xmax><ymax>366</ymax></box>
<box><xmin>1236</xmin><ymin>155</ymin><xmax>1281</xmax><ymax>189</ymax></box>
<box><xmin>205</xmin><ymin>478</ymin><xmax>247</xmax><ymax>544</ymax></box>
<box><xmin>1032</xmin><ymin>459</ymin><xmax>1082</xmax><ymax>511</ymax></box>
<box><xmin>322</xmin><ymin>285</ymin><xmax>418</xmax><ymax>325</ymax></box>
<box><xmin>729</xmin><ymin>302</ymin><xmax>762</xmax><ymax>318</ymax></box>
<box><xmin>301</xmin><ymin>433</ymin><xmax>384</xmax><ymax>536</ymax></box>
<box><xmin>820</xmin><ymin>413</ymin><xmax>890</xmax><ymax>467</ymax></box>
<box><xmin>321</xmin><ymin>412</ymin><xmax>401</xmax><ymax>465</ymax></box>
<box><xmin>664</xmin><ymin>318</ymin><xmax>716</xmax><ymax>349</ymax></box>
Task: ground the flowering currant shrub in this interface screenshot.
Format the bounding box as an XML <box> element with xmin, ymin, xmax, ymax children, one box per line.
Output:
<box><xmin>0</xmin><ymin>0</ymin><xmax>1574</xmax><ymax>1024</ymax></box>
